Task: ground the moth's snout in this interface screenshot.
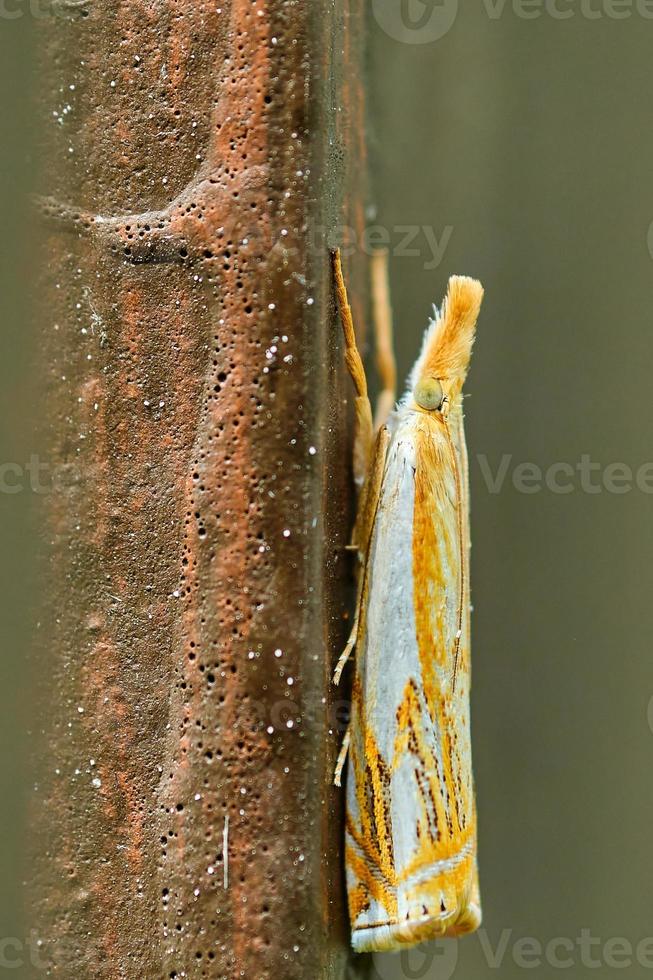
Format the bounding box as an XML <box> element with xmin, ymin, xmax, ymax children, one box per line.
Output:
<box><xmin>413</xmin><ymin>377</ymin><xmax>444</xmax><ymax>413</ymax></box>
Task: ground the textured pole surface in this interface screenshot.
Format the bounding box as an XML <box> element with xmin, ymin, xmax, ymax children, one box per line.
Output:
<box><xmin>29</xmin><ymin>2</ymin><xmax>369</xmax><ymax>977</ymax></box>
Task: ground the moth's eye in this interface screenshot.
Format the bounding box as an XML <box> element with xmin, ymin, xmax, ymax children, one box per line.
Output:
<box><xmin>414</xmin><ymin>378</ymin><xmax>444</xmax><ymax>412</ymax></box>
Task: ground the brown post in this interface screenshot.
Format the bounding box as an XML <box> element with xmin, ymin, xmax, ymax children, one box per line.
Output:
<box><xmin>29</xmin><ymin>2</ymin><xmax>370</xmax><ymax>978</ymax></box>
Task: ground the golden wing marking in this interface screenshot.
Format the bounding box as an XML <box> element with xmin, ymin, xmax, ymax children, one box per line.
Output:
<box><xmin>348</xmin><ymin>679</ymin><xmax>397</xmax><ymax>885</ymax></box>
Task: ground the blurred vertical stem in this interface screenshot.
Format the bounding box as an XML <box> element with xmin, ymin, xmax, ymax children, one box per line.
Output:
<box><xmin>29</xmin><ymin>1</ymin><xmax>370</xmax><ymax>978</ymax></box>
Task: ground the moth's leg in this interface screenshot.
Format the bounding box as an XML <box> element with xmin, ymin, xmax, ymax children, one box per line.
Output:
<box><xmin>333</xmin><ymin>426</ymin><xmax>390</xmax><ymax>685</ymax></box>
<box><xmin>352</xmin><ymin>424</ymin><xmax>391</xmax><ymax>557</ymax></box>
<box><xmin>333</xmin><ymin>599</ymin><xmax>362</xmax><ymax>686</ymax></box>
<box><xmin>332</xmin><ymin>249</ymin><xmax>374</xmax><ymax>487</ymax></box>
<box><xmin>334</xmin><ymin>727</ymin><xmax>351</xmax><ymax>787</ymax></box>
<box><xmin>371</xmin><ymin>249</ymin><xmax>397</xmax><ymax>432</ymax></box>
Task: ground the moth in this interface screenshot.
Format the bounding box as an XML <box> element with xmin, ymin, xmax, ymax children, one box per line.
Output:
<box><xmin>331</xmin><ymin>248</ymin><xmax>484</xmax><ymax>954</ymax></box>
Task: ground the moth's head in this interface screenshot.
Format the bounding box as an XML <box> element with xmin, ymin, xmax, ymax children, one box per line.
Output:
<box><xmin>409</xmin><ymin>275</ymin><xmax>484</xmax><ymax>412</ymax></box>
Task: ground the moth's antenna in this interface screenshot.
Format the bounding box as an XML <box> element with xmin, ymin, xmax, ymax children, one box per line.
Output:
<box><xmin>370</xmin><ymin>249</ymin><xmax>397</xmax><ymax>431</ymax></box>
<box><xmin>331</xmin><ymin>249</ymin><xmax>374</xmax><ymax>486</ymax></box>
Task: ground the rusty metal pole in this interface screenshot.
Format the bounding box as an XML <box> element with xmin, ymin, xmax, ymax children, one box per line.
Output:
<box><xmin>29</xmin><ymin>2</ymin><xmax>370</xmax><ymax>978</ymax></box>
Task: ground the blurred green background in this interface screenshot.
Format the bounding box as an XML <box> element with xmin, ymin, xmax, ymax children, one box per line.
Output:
<box><xmin>0</xmin><ymin>10</ymin><xmax>36</xmax><ymax>974</ymax></box>
<box><xmin>3</xmin><ymin>3</ymin><xmax>653</xmax><ymax>978</ymax></box>
<box><xmin>369</xmin><ymin>2</ymin><xmax>653</xmax><ymax>979</ymax></box>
